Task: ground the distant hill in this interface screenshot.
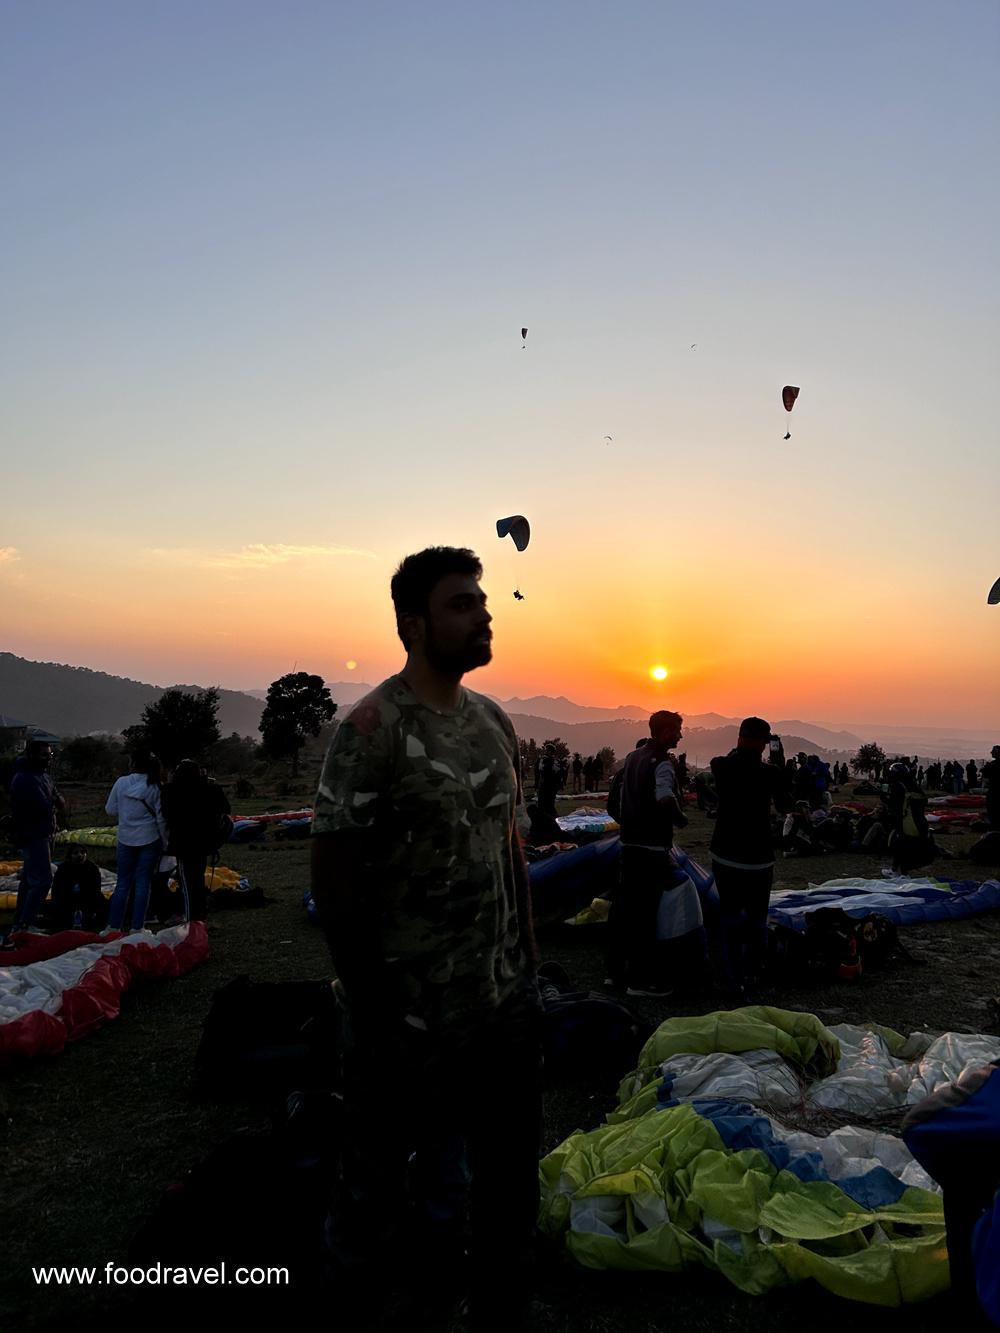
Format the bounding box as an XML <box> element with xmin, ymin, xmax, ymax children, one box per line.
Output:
<box><xmin>494</xmin><ymin>695</ymin><xmax>648</xmax><ymax>724</ymax></box>
<box><xmin>0</xmin><ymin>652</ymin><xmax>263</xmax><ymax>738</ymax></box>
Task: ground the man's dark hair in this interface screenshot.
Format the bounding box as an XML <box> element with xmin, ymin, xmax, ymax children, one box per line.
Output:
<box><xmin>649</xmin><ymin>710</ymin><xmax>683</xmax><ymax>735</ymax></box>
<box><xmin>390</xmin><ymin>547</ymin><xmax>483</xmax><ymax>647</ymax></box>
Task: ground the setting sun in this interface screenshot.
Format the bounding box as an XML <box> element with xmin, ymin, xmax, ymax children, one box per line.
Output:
<box><xmin>650</xmin><ymin>665</ymin><xmax>669</xmax><ymax>682</ymax></box>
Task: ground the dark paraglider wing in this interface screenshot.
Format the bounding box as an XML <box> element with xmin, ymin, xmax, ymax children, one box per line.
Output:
<box><xmin>988</xmin><ymin>575</ymin><xmax>1000</xmax><ymax>605</ymax></box>
<box><xmin>782</xmin><ymin>385</ymin><xmax>800</xmax><ymax>413</ymax></box>
<box><xmin>496</xmin><ymin>515</ymin><xmax>531</xmax><ymax>552</ymax></box>
<box><xmin>521</xmin><ymin>327</ymin><xmax>528</xmax><ymax>340</ymax></box>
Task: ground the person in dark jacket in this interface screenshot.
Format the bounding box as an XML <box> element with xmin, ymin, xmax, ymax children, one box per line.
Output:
<box><xmin>50</xmin><ymin>844</ymin><xmax>106</xmax><ymax>932</ymax></box>
<box><xmin>709</xmin><ymin>718</ymin><xmax>790</xmax><ymax>1001</ymax></box>
<box><xmin>161</xmin><ymin>759</ymin><xmax>231</xmax><ymax>921</ymax></box>
<box><xmin>605</xmin><ymin>710</ymin><xmax>687</xmax><ymax>996</ymax></box>
<box><xmin>536</xmin><ymin>746</ymin><xmax>559</xmax><ymax>817</ymax></box>
<box><xmin>9</xmin><ymin>741</ymin><xmax>64</xmax><ymax>934</ymax></box>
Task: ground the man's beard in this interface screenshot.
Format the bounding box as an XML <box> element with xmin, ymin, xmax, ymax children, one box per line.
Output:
<box><xmin>425</xmin><ymin>628</ymin><xmax>493</xmax><ymax>676</ymax></box>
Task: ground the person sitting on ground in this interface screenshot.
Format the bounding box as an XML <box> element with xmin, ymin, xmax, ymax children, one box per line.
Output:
<box><xmin>887</xmin><ymin>762</ymin><xmax>934</xmax><ymax>874</ymax></box>
<box><xmin>50</xmin><ymin>844</ymin><xmax>106</xmax><ymax>932</ymax></box>
<box><xmin>814</xmin><ymin>808</ymin><xmax>853</xmax><ymax>852</ymax></box>
<box><xmin>782</xmin><ymin>801</ymin><xmax>819</xmax><ymax>856</ymax></box>
<box><xmin>525</xmin><ymin>801</ymin><xmax>563</xmax><ymax>846</ymax></box>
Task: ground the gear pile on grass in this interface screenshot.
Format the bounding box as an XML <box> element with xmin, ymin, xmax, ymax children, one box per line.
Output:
<box><xmin>539</xmin><ymin>1006</ymin><xmax>1000</xmax><ymax>1306</ymax></box>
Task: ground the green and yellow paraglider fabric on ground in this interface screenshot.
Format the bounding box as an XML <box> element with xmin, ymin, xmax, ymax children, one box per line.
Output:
<box><xmin>52</xmin><ymin>826</ymin><xmax>118</xmax><ymax>850</ymax></box>
<box><xmin>540</xmin><ymin>1007</ymin><xmax>1000</xmax><ymax>1305</ymax></box>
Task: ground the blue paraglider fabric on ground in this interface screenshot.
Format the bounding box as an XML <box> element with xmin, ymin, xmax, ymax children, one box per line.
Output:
<box><xmin>769</xmin><ymin>877</ymin><xmax>1000</xmax><ymax>931</ymax></box>
<box><xmin>529</xmin><ymin>837</ymin><xmax>621</xmax><ymax>924</ymax></box>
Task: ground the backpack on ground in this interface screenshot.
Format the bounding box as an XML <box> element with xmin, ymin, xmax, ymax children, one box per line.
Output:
<box><xmin>537</xmin><ymin>961</ymin><xmax>648</xmax><ymax>1078</ymax></box>
<box><xmin>195</xmin><ymin>976</ymin><xmax>341</xmax><ymax>1102</ymax></box>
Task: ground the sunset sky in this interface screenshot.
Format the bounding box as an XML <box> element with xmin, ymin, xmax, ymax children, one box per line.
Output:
<box><xmin>2</xmin><ymin>2</ymin><xmax>998</xmax><ymax>727</ymax></box>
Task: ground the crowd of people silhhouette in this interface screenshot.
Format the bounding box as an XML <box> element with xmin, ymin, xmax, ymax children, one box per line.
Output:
<box><xmin>4</xmin><ymin>544</ymin><xmax>999</xmax><ymax>1327</ymax></box>
<box><xmin>5</xmin><ymin>740</ymin><xmax>230</xmax><ymax>941</ymax></box>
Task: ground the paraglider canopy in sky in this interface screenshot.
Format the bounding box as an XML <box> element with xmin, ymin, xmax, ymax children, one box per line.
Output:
<box><xmin>521</xmin><ymin>326</ymin><xmax>528</xmax><ymax>347</ymax></box>
<box><xmin>496</xmin><ymin>515</ymin><xmax>530</xmax><ymax>552</ymax></box>
<box><xmin>513</xmin><ymin>588</ymin><xmax>525</xmax><ymax>601</ymax></box>
<box><xmin>988</xmin><ymin>575</ymin><xmax>1000</xmax><ymax>606</ymax></box>
<box><xmin>782</xmin><ymin>385</ymin><xmax>800</xmax><ymax>440</ymax></box>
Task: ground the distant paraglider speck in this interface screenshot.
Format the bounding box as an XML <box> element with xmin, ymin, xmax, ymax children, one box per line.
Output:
<box><xmin>782</xmin><ymin>385</ymin><xmax>800</xmax><ymax>439</ymax></box>
<box><xmin>604</xmin><ymin>435</ymin><xmax>613</xmax><ymax>444</ymax></box>
<box><xmin>496</xmin><ymin>515</ymin><xmax>530</xmax><ymax>552</ymax></box>
<box><xmin>513</xmin><ymin>589</ymin><xmax>525</xmax><ymax>601</ymax></box>
<box><xmin>521</xmin><ymin>326</ymin><xmax>528</xmax><ymax>348</ymax></box>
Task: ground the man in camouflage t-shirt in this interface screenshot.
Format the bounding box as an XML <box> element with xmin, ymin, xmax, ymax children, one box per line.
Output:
<box><xmin>311</xmin><ymin>546</ymin><xmax>540</xmax><ymax>1325</ymax></box>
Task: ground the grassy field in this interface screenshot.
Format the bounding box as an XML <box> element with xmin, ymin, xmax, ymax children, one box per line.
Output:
<box><xmin>1</xmin><ymin>784</ymin><xmax>998</xmax><ymax>1331</ymax></box>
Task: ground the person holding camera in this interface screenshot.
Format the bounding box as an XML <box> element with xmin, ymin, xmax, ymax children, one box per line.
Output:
<box><xmin>709</xmin><ymin>718</ymin><xmax>791</xmax><ymax>1001</ymax></box>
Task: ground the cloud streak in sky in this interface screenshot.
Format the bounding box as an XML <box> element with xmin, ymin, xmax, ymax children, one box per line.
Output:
<box><xmin>0</xmin><ymin>547</ymin><xmax>20</xmax><ymax>564</ymax></box>
<box><xmin>147</xmin><ymin>543</ymin><xmax>377</xmax><ymax>570</ymax></box>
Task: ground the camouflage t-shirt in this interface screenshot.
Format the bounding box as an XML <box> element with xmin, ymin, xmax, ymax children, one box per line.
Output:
<box><xmin>312</xmin><ymin>674</ymin><xmax>536</xmax><ymax>1036</ymax></box>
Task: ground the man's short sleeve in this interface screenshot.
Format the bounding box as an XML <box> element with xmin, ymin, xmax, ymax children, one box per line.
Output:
<box><xmin>312</xmin><ymin>700</ymin><xmax>394</xmax><ymax>836</ymax></box>
<box><xmin>654</xmin><ymin>759</ymin><xmax>677</xmax><ymax>802</ymax></box>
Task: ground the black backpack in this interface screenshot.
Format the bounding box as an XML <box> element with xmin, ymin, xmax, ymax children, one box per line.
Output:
<box><xmin>538</xmin><ymin>961</ymin><xmax>647</xmax><ymax>1078</ymax></box>
<box><xmin>195</xmin><ymin>976</ymin><xmax>341</xmax><ymax>1102</ymax></box>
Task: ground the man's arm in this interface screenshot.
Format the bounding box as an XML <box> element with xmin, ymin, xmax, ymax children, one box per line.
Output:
<box><xmin>655</xmin><ymin>759</ymin><xmax>687</xmax><ymax>827</ymax></box>
<box><xmin>310</xmin><ymin>832</ymin><xmax>395</xmax><ymax>1006</ymax></box>
<box><xmin>510</xmin><ymin>829</ymin><xmax>539</xmax><ymax>971</ymax></box>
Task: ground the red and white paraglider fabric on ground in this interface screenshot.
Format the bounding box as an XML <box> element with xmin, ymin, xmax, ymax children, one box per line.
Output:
<box><xmin>0</xmin><ymin>923</ymin><xmax>209</xmax><ymax>1069</ymax></box>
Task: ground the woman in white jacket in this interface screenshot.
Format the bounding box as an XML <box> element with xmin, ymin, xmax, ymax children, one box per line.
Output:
<box><xmin>105</xmin><ymin>751</ymin><xmax>168</xmax><ymax>932</ymax></box>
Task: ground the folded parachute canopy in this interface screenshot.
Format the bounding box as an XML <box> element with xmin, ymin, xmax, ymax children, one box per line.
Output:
<box><xmin>540</xmin><ymin>1005</ymin><xmax>1000</xmax><ymax>1306</ymax></box>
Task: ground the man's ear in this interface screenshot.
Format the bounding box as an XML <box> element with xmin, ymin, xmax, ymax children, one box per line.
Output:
<box><xmin>397</xmin><ymin>611</ymin><xmax>423</xmax><ymax>650</ymax></box>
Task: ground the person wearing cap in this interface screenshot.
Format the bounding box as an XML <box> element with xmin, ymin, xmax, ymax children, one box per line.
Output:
<box><xmin>709</xmin><ymin>718</ymin><xmax>791</xmax><ymax>1001</ymax></box>
<box><xmin>605</xmin><ymin>710</ymin><xmax>688</xmax><ymax>997</ymax></box>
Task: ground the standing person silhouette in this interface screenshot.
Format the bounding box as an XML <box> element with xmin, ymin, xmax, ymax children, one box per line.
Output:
<box><xmin>311</xmin><ymin>546</ymin><xmax>541</xmax><ymax>1328</ymax></box>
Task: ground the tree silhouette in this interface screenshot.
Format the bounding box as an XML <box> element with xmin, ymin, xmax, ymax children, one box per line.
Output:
<box><xmin>259</xmin><ymin>672</ymin><xmax>336</xmax><ymax>777</ymax></box>
<box><xmin>123</xmin><ymin>688</ymin><xmax>221</xmax><ymax>768</ymax></box>
<box><xmin>850</xmin><ymin>742</ymin><xmax>886</xmax><ymax>779</ymax></box>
